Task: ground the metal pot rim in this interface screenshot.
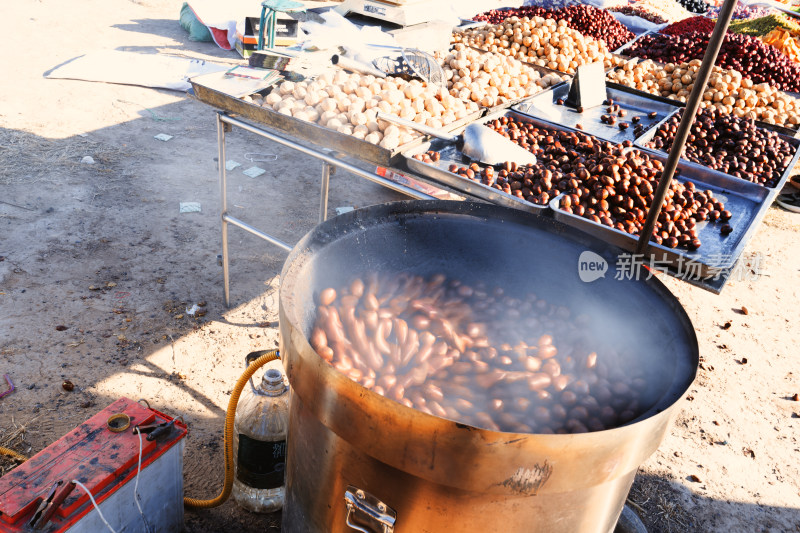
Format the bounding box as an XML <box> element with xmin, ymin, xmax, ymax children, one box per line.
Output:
<box><xmin>279</xmin><ymin>200</ymin><xmax>698</xmax><ymax>495</ymax></box>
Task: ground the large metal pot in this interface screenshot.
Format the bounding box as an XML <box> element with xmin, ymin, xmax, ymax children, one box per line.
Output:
<box><xmin>279</xmin><ymin>201</ymin><xmax>697</xmax><ymax>533</ymax></box>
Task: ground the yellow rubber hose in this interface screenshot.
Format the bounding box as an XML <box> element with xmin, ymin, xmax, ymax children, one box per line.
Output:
<box><xmin>0</xmin><ymin>447</ymin><xmax>27</xmax><ymax>463</ymax></box>
<box><xmin>184</xmin><ymin>349</ymin><xmax>280</xmax><ymax>509</ymax></box>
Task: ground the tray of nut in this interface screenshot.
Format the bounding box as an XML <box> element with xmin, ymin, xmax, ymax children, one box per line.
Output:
<box><xmin>607</xmin><ymin>58</ymin><xmax>800</xmax><ymax>134</ymax></box>
<box><xmin>452</xmin><ymin>16</ymin><xmax>620</xmax><ymax>76</ymax></box>
<box><xmin>404</xmin><ymin>109</ymin><xmax>636</xmax><ymax>213</ymax></box>
<box><xmin>512</xmin><ymin>82</ymin><xmax>681</xmax><ymax>145</ymax></box>
<box><xmin>548</xmin><ymin>167</ymin><xmax>771</xmax><ymax>291</ymax></box>
<box><xmin>405</xmin><ymin>139</ymin><xmax>552</xmax><ymax>215</ymax></box>
<box><xmin>191</xmin><ymin>69</ymin><xmax>484</xmax><ymax>168</ymax></box>
<box><xmin>547</xmin><ymin>148</ymin><xmax>773</xmax><ymax>290</ymax></box>
<box><xmin>443</xmin><ymin>44</ymin><xmax>570</xmax><ymax>116</ymax></box>
<box><xmin>420</xmin><ymin>109</ymin><xmax>770</xmax><ymax>290</ymax></box>
<box><xmin>635</xmin><ymin>107</ymin><xmax>800</xmax><ymax>192</ymax></box>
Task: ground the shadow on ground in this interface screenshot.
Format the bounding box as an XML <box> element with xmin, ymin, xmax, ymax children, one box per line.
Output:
<box><xmin>0</xmin><ymin>88</ymin><xmax>403</xmax><ymax>531</ymax></box>
<box><xmin>628</xmin><ymin>473</ymin><xmax>800</xmax><ymax>532</ymax></box>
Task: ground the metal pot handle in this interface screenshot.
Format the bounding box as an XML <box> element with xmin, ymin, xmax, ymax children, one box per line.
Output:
<box><xmin>344</xmin><ymin>486</ymin><xmax>396</xmax><ymax>533</ymax></box>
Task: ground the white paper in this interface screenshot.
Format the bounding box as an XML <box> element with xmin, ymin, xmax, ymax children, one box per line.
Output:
<box><xmin>243</xmin><ymin>166</ymin><xmax>266</xmax><ymax>178</ymax></box>
<box><xmin>180</xmin><ymin>202</ymin><xmax>202</xmax><ymax>213</ymax></box>
<box><xmin>154</xmin><ymin>133</ymin><xmax>173</xmax><ymax>142</ymax></box>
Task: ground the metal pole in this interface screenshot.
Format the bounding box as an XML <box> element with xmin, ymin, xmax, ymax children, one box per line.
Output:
<box><xmin>217</xmin><ymin>112</ymin><xmax>231</xmax><ymax>308</ymax></box>
<box><xmin>320</xmin><ymin>162</ymin><xmax>331</xmax><ymax>223</ymax></box>
<box><xmin>257</xmin><ymin>3</ymin><xmax>267</xmax><ymax>51</ymax></box>
<box><xmin>635</xmin><ymin>0</ymin><xmax>739</xmax><ymax>255</ymax></box>
<box><xmin>222</xmin><ymin>214</ymin><xmax>293</xmax><ymax>252</ymax></box>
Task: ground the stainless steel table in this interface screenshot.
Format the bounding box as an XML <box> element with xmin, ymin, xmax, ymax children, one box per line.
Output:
<box><xmin>215</xmin><ymin>111</ymin><xmax>459</xmax><ymax>307</ymax></box>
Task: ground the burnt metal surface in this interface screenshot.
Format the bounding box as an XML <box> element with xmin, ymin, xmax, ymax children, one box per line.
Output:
<box><xmin>279</xmin><ymin>200</ymin><xmax>698</xmax><ymax>532</ymax></box>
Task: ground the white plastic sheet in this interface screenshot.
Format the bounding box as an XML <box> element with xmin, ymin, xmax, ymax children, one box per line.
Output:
<box><xmin>300</xmin><ymin>10</ymin><xmax>400</xmax><ymax>62</ymax></box>
<box><xmin>611</xmin><ymin>12</ymin><xmax>669</xmax><ymax>35</ymax></box>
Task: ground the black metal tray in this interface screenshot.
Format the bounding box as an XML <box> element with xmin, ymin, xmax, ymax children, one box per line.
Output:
<box><xmin>548</xmin><ymin>158</ymin><xmax>771</xmax><ymax>293</ymax></box>
<box><xmin>513</xmin><ymin>82</ymin><xmax>681</xmax><ymax>145</ymax></box>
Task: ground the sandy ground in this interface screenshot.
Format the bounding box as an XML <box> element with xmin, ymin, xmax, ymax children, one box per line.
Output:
<box><xmin>0</xmin><ymin>1</ymin><xmax>798</xmax><ymax>532</ymax></box>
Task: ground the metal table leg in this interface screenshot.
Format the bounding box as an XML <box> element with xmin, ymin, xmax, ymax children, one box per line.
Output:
<box><xmin>320</xmin><ymin>162</ymin><xmax>332</xmax><ymax>223</ymax></box>
<box><xmin>215</xmin><ymin>111</ymin><xmax>438</xmax><ymax>307</ymax></box>
<box><xmin>217</xmin><ymin>113</ymin><xmax>231</xmax><ymax>308</ymax></box>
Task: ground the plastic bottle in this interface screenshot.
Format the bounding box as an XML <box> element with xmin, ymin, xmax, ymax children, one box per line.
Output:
<box><xmin>232</xmin><ymin>367</ymin><xmax>290</xmax><ymax>513</ymax></box>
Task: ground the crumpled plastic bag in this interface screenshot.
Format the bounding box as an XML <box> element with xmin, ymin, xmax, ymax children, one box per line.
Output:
<box><xmin>611</xmin><ymin>12</ymin><xmax>669</xmax><ymax>35</ymax></box>
<box><xmin>300</xmin><ymin>10</ymin><xmax>399</xmax><ymax>60</ymax></box>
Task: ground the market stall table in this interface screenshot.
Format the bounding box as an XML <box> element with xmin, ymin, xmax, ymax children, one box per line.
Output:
<box><xmin>192</xmin><ymin>101</ymin><xmax>790</xmax><ymax>299</ymax></box>
<box><xmin>189</xmin><ymin>0</ymin><xmax>793</xmax><ymax>302</ymax></box>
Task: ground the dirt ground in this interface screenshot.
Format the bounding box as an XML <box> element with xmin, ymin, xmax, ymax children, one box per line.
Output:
<box><xmin>1</xmin><ymin>1</ymin><xmax>798</xmax><ymax>532</ymax></box>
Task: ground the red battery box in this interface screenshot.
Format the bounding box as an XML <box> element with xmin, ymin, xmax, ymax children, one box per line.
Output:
<box><xmin>0</xmin><ymin>397</ymin><xmax>187</xmax><ymax>532</ymax></box>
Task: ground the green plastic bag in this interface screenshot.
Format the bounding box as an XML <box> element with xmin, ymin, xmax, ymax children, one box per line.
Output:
<box><xmin>179</xmin><ymin>2</ymin><xmax>213</xmax><ymax>42</ymax></box>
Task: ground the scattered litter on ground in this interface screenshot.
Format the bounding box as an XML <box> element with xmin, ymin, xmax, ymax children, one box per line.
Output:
<box><xmin>179</xmin><ymin>202</ymin><xmax>201</xmax><ymax>213</ymax></box>
<box><xmin>0</xmin><ymin>200</ymin><xmax>34</xmax><ymax>211</ymax></box>
<box><xmin>335</xmin><ymin>206</ymin><xmax>354</xmax><ymax>215</ymax></box>
<box><xmin>244</xmin><ymin>153</ymin><xmax>277</xmax><ymax>162</ymax></box>
<box><xmin>225</xmin><ymin>160</ymin><xmax>241</xmax><ymax>171</ymax></box>
<box><xmin>144</xmin><ymin>107</ymin><xmax>181</xmax><ymax>122</ymax></box>
<box><xmin>0</xmin><ymin>375</ymin><xmax>14</xmax><ymax>400</ymax></box>
<box><xmin>186</xmin><ymin>304</ymin><xmax>199</xmax><ymax>316</ymax></box>
<box><xmin>81</xmin><ymin>155</ymin><xmax>95</xmax><ymax>164</ymax></box>
<box><xmin>242</xmin><ymin>166</ymin><xmax>265</xmax><ymax>178</ymax></box>
<box><xmin>154</xmin><ymin>133</ymin><xmax>173</xmax><ymax>142</ymax></box>
<box><xmin>0</xmin><ymin>129</ymin><xmax>128</xmax><ymax>186</ymax></box>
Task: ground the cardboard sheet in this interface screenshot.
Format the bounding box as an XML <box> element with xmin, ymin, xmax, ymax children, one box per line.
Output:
<box><xmin>46</xmin><ymin>51</ymin><xmax>227</xmax><ymax>91</ymax></box>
